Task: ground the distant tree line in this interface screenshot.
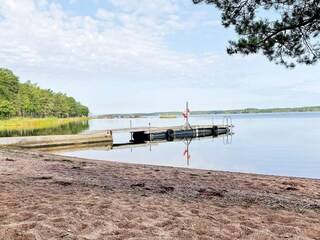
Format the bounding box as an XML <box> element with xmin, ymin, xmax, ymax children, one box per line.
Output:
<box><xmin>100</xmin><ymin>106</ymin><xmax>320</xmax><ymax>118</ymax></box>
<box><xmin>0</xmin><ymin>68</ymin><xmax>89</xmax><ymax>119</ymax></box>
<box><xmin>217</xmin><ymin>107</ymin><xmax>320</xmax><ymax>114</ymax></box>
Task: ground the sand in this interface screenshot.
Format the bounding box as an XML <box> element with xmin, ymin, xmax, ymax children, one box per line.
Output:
<box><xmin>0</xmin><ymin>147</ymin><xmax>319</xmax><ymax>240</ymax></box>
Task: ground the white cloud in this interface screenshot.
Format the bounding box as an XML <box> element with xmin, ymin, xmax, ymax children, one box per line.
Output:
<box><xmin>37</xmin><ymin>0</ymin><xmax>48</xmax><ymax>7</ymax></box>
<box><xmin>96</xmin><ymin>9</ymin><xmax>114</xmax><ymax>21</ymax></box>
<box><xmin>108</xmin><ymin>0</ymin><xmax>179</xmax><ymax>15</ymax></box>
<box><xmin>0</xmin><ymin>0</ymin><xmax>219</xmax><ymax>83</ymax></box>
<box><xmin>0</xmin><ymin>0</ymin><xmax>319</xmax><ymax>114</ymax></box>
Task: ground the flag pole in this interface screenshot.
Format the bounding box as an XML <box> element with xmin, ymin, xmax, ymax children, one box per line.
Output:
<box><xmin>186</xmin><ymin>101</ymin><xmax>188</xmax><ymax>126</ymax></box>
<box><xmin>183</xmin><ymin>101</ymin><xmax>192</xmax><ymax>130</ymax></box>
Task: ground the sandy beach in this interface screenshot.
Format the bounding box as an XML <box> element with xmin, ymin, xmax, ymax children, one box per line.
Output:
<box><xmin>0</xmin><ymin>147</ymin><xmax>319</xmax><ymax>240</ymax></box>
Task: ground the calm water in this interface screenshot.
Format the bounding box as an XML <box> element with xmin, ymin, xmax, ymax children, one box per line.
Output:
<box><xmin>59</xmin><ymin>112</ymin><xmax>320</xmax><ymax>179</ymax></box>
<box><xmin>0</xmin><ymin>121</ymin><xmax>89</xmax><ymax>137</ymax></box>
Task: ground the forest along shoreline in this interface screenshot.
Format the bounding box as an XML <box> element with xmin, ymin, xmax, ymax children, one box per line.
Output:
<box><xmin>0</xmin><ymin>147</ymin><xmax>319</xmax><ymax>239</ymax></box>
<box><xmin>0</xmin><ymin>68</ymin><xmax>89</xmax><ymax>120</ymax></box>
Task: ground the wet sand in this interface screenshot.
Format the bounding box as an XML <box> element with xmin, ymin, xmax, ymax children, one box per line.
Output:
<box><xmin>0</xmin><ymin>147</ymin><xmax>319</xmax><ymax>239</ymax></box>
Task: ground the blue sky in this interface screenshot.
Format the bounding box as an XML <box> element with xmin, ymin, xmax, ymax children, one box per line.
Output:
<box><xmin>0</xmin><ymin>0</ymin><xmax>319</xmax><ymax>114</ymax></box>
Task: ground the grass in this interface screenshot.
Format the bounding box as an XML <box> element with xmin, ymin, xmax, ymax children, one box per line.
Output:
<box><xmin>0</xmin><ymin>117</ymin><xmax>90</xmax><ymax>131</ymax></box>
<box><xmin>159</xmin><ymin>115</ymin><xmax>177</xmax><ymax>119</ymax></box>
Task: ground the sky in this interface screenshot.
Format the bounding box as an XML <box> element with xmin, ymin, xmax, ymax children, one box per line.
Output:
<box><xmin>0</xmin><ymin>0</ymin><xmax>319</xmax><ymax>115</ymax></box>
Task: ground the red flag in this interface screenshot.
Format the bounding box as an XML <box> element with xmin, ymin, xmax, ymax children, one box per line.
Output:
<box><xmin>182</xmin><ymin>112</ymin><xmax>187</xmax><ymax>118</ymax></box>
<box><xmin>187</xmin><ymin>108</ymin><xmax>190</xmax><ymax>113</ymax></box>
<box><xmin>187</xmin><ymin>154</ymin><xmax>191</xmax><ymax>160</ymax></box>
<box><xmin>183</xmin><ymin>149</ymin><xmax>188</xmax><ymax>156</ymax></box>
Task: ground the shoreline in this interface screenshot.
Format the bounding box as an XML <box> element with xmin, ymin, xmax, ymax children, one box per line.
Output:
<box><xmin>0</xmin><ymin>147</ymin><xmax>319</xmax><ymax>239</ymax></box>
<box><xmin>0</xmin><ymin>117</ymin><xmax>90</xmax><ymax>131</ymax></box>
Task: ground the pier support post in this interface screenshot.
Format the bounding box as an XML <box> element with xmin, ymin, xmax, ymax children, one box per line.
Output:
<box><xmin>130</xmin><ymin>120</ymin><xmax>133</xmax><ymax>142</ymax></box>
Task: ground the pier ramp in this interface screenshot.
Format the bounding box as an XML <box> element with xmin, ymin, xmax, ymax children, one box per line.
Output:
<box><xmin>0</xmin><ymin>130</ymin><xmax>112</xmax><ymax>148</ymax></box>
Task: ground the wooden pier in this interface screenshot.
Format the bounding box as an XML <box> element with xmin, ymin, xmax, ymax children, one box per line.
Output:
<box><xmin>107</xmin><ymin>124</ymin><xmax>229</xmax><ymax>133</ymax></box>
<box><xmin>0</xmin><ymin>124</ymin><xmax>233</xmax><ymax>148</ymax></box>
<box><xmin>126</xmin><ymin>124</ymin><xmax>233</xmax><ymax>142</ymax></box>
<box><xmin>31</xmin><ymin>132</ymin><xmax>232</xmax><ymax>153</ymax></box>
<box><xmin>0</xmin><ymin>130</ymin><xmax>113</xmax><ymax>148</ymax></box>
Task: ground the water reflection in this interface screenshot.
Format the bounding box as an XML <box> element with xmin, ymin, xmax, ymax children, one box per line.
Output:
<box><xmin>55</xmin><ymin>113</ymin><xmax>320</xmax><ymax>179</ymax></box>
<box><xmin>42</xmin><ymin>132</ymin><xmax>232</xmax><ymax>168</ymax></box>
<box><xmin>0</xmin><ymin>121</ymin><xmax>89</xmax><ymax>137</ymax></box>
<box><xmin>183</xmin><ymin>138</ymin><xmax>192</xmax><ymax>165</ymax></box>
<box><xmin>39</xmin><ymin>141</ymin><xmax>113</xmax><ymax>153</ymax></box>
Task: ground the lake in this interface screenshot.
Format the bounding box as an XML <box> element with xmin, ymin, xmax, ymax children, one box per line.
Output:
<box><xmin>59</xmin><ymin>112</ymin><xmax>320</xmax><ymax>179</ymax></box>
<box><xmin>0</xmin><ymin>121</ymin><xmax>89</xmax><ymax>137</ymax></box>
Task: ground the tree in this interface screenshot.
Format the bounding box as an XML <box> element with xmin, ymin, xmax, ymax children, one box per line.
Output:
<box><xmin>18</xmin><ymin>81</ymin><xmax>41</xmax><ymax>117</ymax></box>
<box><xmin>0</xmin><ymin>68</ymin><xmax>19</xmax><ymax>101</ymax></box>
<box><xmin>193</xmin><ymin>0</ymin><xmax>320</xmax><ymax>68</ymax></box>
<box><xmin>0</xmin><ymin>100</ymin><xmax>14</xmax><ymax>119</ymax></box>
<box><xmin>0</xmin><ymin>68</ymin><xmax>90</xmax><ymax>118</ymax></box>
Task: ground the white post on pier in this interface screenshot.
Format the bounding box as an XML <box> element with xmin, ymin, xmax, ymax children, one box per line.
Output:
<box><xmin>129</xmin><ymin>120</ymin><xmax>133</xmax><ymax>151</ymax></box>
<box><xmin>183</xmin><ymin>101</ymin><xmax>192</xmax><ymax>130</ymax></box>
<box><xmin>149</xmin><ymin>123</ymin><xmax>152</xmax><ymax>151</ymax></box>
<box><xmin>186</xmin><ymin>101</ymin><xmax>189</xmax><ymax>125</ymax></box>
